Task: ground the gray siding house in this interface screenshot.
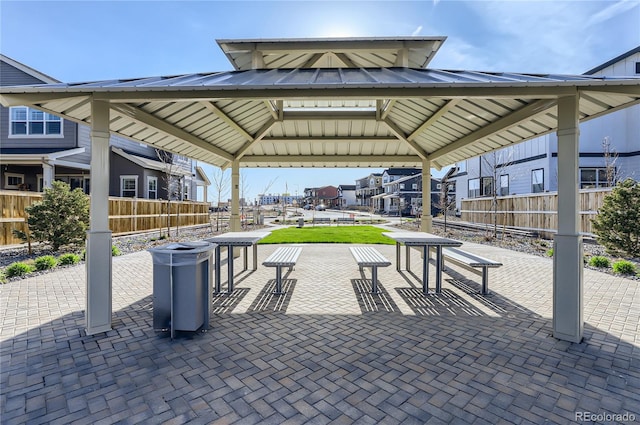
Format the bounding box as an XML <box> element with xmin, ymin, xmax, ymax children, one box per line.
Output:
<box><xmin>380</xmin><ymin>172</ymin><xmax>441</xmax><ymax>216</ymax></box>
<box><xmin>355</xmin><ymin>173</ymin><xmax>382</xmax><ymax>207</ymax></box>
<box><xmin>0</xmin><ymin>55</ymin><xmax>209</xmax><ymax>201</ymax></box>
<box><xmin>448</xmin><ymin>46</ymin><xmax>640</xmax><ymax>212</ymax></box>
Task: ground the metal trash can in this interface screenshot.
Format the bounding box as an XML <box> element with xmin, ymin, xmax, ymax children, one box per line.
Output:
<box><xmin>298</xmin><ymin>217</ymin><xmax>304</xmax><ymax>227</ymax></box>
<box><xmin>148</xmin><ymin>241</ymin><xmax>216</xmax><ymax>338</ymax></box>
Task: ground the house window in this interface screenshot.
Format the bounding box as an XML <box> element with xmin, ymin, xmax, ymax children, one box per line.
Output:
<box><xmin>9</xmin><ymin>107</ymin><xmax>62</xmax><ymax>137</ymax></box>
<box><xmin>399</xmin><ymin>183</ymin><xmax>405</xmax><ymax>189</ymax></box>
<box><xmin>532</xmin><ymin>169</ymin><xmax>544</xmax><ymax>193</ymax></box>
<box><xmin>499</xmin><ymin>174</ymin><xmax>509</xmax><ymax>196</ymax></box>
<box><xmin>55</xmin><ymin>175</ymin><xmax>90</xmax><ymax>194</ymax></box>
<box><xmin>636</xmin><ymin>62</ymin><xmax>640</xmax><ymax>74</ymax></box>
<box><xmin>580</xmin><ymin>168</ymin><xmax>612</xmax><ymax>188</ymax></box>
<box><xmin>447</xmin><ymin>181</ymin><xmax>456</xmax><ymax>193</ymax></box>
<box><xmin>412</xmin><ymin>183</ymin><xmax>418</xmax><ymax>190</ymax></box>
<box><xmin>481</xmin><ymin>177</ymin><xmax>494</xmax><ymax>196</ymax></box>
<box><xmin>120</xmin><ymin>176</ymin><xmax>138</xmax><ymax>198</ymax></box>
<box><xmin>147</xmin><ymin>177</ymin><xmax>158</xmax><ymax>199</ymax></box>
<box><xmin>5</xmin><ymin>172</ymin><xmax>24</xmax><ymax>189</ymax></box>
<box><xmin>468</xmin><ymin>178</ymin><xmax>480</xmax><ymax>198</ymax></box>
<box><xmin>183</xmin><ymin>182</ymin><xmax>189</xmax><ymax>200</ymax></box>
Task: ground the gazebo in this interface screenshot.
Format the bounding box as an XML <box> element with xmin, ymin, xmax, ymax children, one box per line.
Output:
<box><xmin>2</xmin><ymin>37</ymin><xmax>639</xmax><ymax>342</ymax></box>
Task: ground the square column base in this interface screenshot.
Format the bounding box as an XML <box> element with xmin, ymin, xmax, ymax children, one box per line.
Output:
<box><xmin>552</xmin><ymin>234</ymin><xmax>583</xmax><ymax>343</ymax></box>
<box><xmin>421</xmin><ymin>215</ymin><xmax>432</xmax><ymax>233</ymax></box>
<box><xmin>86</xmin><ymin>230</ymin><xmax>113</xmax><ymax>335</ymax></box>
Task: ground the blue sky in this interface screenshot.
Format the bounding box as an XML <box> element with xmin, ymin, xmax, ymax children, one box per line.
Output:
<box><xmin>1</xmin><ymin>0</ymin><xmax>638</xmax><ymax>202</ymax></box>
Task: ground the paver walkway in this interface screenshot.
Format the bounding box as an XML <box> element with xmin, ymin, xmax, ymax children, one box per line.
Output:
<box><xmin>1</xmin><ymin>241</ymin><xmax>639</xmax><ymax>424</ymax></box>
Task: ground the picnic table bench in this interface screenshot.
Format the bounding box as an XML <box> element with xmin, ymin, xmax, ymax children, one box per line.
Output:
<box><xmin>312</xmin><ymin>217</ymin><xmax>331</xmax><ymax>225</ymax></box>
<box><xmin>442</xmin><ymin>247</ymin><xmax>502</xmax><ymax>295</ymax></box>
<box><xmin>336</xmin><ymin>217</ymin><xmax>355</xmax><ymax>225</ymax></box>
<box><xmin>349</xmin><ymin>247</ymin><xmax>391</xmax><ymax>293</ymax></box>
<box><xmin>262</xmin><ymin>246</ymin><xmax>302</xmax><ymax>294</ymax></box>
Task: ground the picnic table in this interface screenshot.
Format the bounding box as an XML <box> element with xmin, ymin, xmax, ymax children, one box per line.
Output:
<box><xmin>205</xmin><ymin>231</ymin><xmax>271</xmax><ymax>293</ymax></box>
<box><xmin>382</xmin><ymin>231</ymin><xmax>462</xmax><ymax>294</ymax></box>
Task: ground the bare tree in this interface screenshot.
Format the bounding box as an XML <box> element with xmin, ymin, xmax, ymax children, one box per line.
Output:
<box><xmin>283</xmin><ymin>182</ymin><xmax>289</xmax><ymax>224</ymax></box>
<box><xmin>257</xmin><ymin>177</ymin><xmax>278</xmax><ymax>219</ymax></box>
<box><xmin>156</xmin><ymin>149</ymin><xmax>178</xmax><ymax>238</ymax></box>
<box><xmin>602</xmin><ymin>136</ymin><xmax>621</xmax><ymax>187</ymax></box>
<box><xmin>481</xmin><ymin>149</ymin><xmax>514</xmax><ymax>239</ymax></box>
<box><xmin>211</xmin><ymin>168</ymin><xmax>230</xmax><ymax>231</ymax></box>
<box><xmin>240</xmin><ymin>171</ymin><xmax>250</xmax><ymax>229</ymax></box>
<box><xmin>436</xmin><ymin>179</ymin><xmax>455</xmax><ymax>232</ymax></box>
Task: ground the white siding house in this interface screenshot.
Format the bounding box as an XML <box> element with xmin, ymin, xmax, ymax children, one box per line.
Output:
<box><xmin>449</xmin><ymin>46</ymin><xmax>640</xmax><ymax>212</ymax></box>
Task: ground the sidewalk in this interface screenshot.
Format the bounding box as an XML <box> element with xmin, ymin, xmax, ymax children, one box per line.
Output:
<box><xmin>1</xmin><ymin>241</ymin><xmax>638</xmax><ymax>424</ymax></box>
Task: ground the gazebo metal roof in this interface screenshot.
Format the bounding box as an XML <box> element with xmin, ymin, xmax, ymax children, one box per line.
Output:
<box><xmin>2</xmin><ymin>66</ymin><xmax>638</xmax><ymax>171</ymax></box>
<box><xmin>217</xmin><ymin>37</ymin><xmax>447</xmax><ymax>70</ymax></box>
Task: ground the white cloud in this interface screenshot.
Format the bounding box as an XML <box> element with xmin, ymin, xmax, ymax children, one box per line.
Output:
<box><xmin>428</xmin><ymin>37</ymin><xmax>494</xmax><ymax>71</ymax></box>
<box><xmin>412</xmin><ymin>25</ymin><xmax>423</xmax><ymax>36</ymax></box>
<box><xmin>587</xmin><ymin>0</ymin><xmax>639</xmax><ymax>26</ymax></box>
<box><xmin>460</xmin><ymin>0</ymin><xmax>637</xmax><ymax>74</ymax></box>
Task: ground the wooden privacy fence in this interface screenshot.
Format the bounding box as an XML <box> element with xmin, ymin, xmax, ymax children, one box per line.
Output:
<box><xmin>1</xmin><ymin>190</ymin><xmax>210</xmax><ymax>246</ymax></box>
<box><xmin>460</xmin><ymin>188</ymin><xmax>611</xmax><ymax>235</ymax></box>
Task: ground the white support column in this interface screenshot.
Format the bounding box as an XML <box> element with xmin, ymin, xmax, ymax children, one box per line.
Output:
<box><xmin>85</xmin><ymin>98</ymin><xmax>113</xmax><ymax>335</ymax></box>
<box><xmin>553</xmin><ymin>94</ymin><xmax>583</xmax><ymax>343</ymax></box>
<box><xmin>421</xmin><ymin>159</ymin><xmax>432</xmax><ymax>232</ymax></box>
<box><xmin>42</xmin><ymin>161</ymin><xmax>54</xmax><ymax>189</ymax></box>
<box><xmin>231</xmin><ymin>160</ymin><xmax>240</xmax><ymax>231</ymax></box>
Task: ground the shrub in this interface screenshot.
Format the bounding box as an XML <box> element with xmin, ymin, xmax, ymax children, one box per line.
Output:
<box><xmin>0</xmin><ymin>271</ymin><xmax>6</xmax><ymax>284</ymax></box>
<box><xmin>58</xmin><ymin>253</ymin><xmax>80</xmax><ymax>266</ymax></box>
<box><xmin>588</xmin><ymin>256</ymin><xmax>610</xmax><ymax>268</ymax></box>
<box><xmin>612</xmin><ymin>260</ymin><xmax>637</xmax><ymax>275</ymax></box>
<box><xmin>546</xmin><ymin>248</ymin><xmax>554</xmax><ymax>257</ymax></box>
<box><xmin>5</xmin><ymin>262</ymin><xmax>35</xmax><ymax>278</ymax></box>
<box><xmin>34</xmin><ymin>255</ymin><xmax>57</xmax><ymax>271</ymax></box>
<box><xmin>591</xmin><ymin>179</ymin><xmax>640</xmax><ymax>258</ymax></box>
<box><xmin>112</xmin><ymin>246</ymin><xmax>122</xmax><ymax>256</ymax></box>
<box><xmin>13</xmin><ymin>181</ymin><xmax>90</xmax><ymax>251</ymax></box>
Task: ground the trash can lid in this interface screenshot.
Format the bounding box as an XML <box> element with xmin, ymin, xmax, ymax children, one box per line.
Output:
<box><xmin>148</xmin><ymin>241</ymin><xmax>216</xmax><ymax>254</ymax></box>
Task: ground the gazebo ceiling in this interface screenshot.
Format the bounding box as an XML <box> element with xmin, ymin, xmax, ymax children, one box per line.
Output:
<box><xmin>1</xmin><ymin>38</ymin><xmax>639</xmax><ymax>171</ymax></box>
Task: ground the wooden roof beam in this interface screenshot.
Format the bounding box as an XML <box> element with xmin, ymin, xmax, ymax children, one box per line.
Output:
<box><xmin>109</xmin><ymin>103</ymin><xmax>235</xmax><ymax>162</ymax></box>
<box><xmin>408</xmin><ymin>99</ymin><xmax>460</xmax><ymax>140</ymax></box>
<box><xmin>383</xmin><ymin>117</ymin><xmax>429</xmax><ymax>160</ymax></box>
<box><xmin>201</xmin><ymin>101</ymin><xmax>253</xmax><ymax>141</ymax></box>
<box><xmin>429</xmin><ymin>99</ymin><xmax>556</xmax><ymax>160</ymax></box>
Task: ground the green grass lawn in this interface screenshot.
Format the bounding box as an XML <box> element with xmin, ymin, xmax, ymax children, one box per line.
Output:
<box><xmin>258</xmin><ymin>225</ymin><xmax>396</xmax><ymax>245</ymax></box>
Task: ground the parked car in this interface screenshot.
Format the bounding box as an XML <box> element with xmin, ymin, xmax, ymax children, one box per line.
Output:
<box><xmin>209</xmin><ymin>206</ymin><xmax>228</xmax><ymax>212</ymax></box>
<box><xmin>303</xmin><ymin>204</ymin><xmax>313</xmax><ymax>210</ymax></box>
<box><xmin>401</xmin><ymin>205</ymin><xmax>414</xmax><ymax>217</ymax></box>
<box><xmin>315</xmin><ymin>204</ymin><xmax>326</xmax><ymax>211</ymax></box>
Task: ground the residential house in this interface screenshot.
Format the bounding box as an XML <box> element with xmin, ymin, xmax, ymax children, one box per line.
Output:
<box><xmin>337</xmin><ymin>184</ymin><xmax>356</xmax><ymax>208</ymax></box>
<box><xmin>258</xmin><ymin>193</ymin><xmax>303</xmax><ymax>205</ymax></box>
<box><xmin>0</xmin><ymin>55</ymin><xmax>208</xmax><ymax>201</ymax></box>
<box><xmin>354</xmin><ymin>173</ymin><xmax>382</xmax><ymax>207</ymax></box>
<box><xmin>379</xmin><ymin>173</ymin><xmax>442</xmax><ymax>216</ymax></box>
<box><xmin>447</xmin><ymin>46</ymin><xmax>640</xmax><ymax>211</ymax></box>
<box><xmin>372</xmin><ymin>168</ymin><xmax>421</xmax><ymax>212</ymax></box>
<box><xmin>304</xmin><ymin>185</ymin><xmax>338</xmax><ymax>208</ymax></box>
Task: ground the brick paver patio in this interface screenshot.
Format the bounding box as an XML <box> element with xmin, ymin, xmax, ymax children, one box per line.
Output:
<box><xmin>1</xmin><ymin>239</ymin><xmax>639</xmax><ymax>424</ymax></box>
